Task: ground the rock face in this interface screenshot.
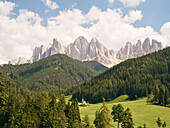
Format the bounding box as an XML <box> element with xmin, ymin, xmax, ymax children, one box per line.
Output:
<box><xmin>30</xmin><ymin>36</ymin><xmax>119</xmax><ymax>67</ymax></box>
<box><xmin>8</xmin><ymin>37</ymin><xmax>163</xmax><ymax>67</ymax></box>
<box><xmin>8</xmin><ymin>57</ymin><xmax>28</xmax><ymax>65</ymax></box>
<box><xmin>116</xmin><ymin>38</ymin><xmax>163</xmax><ymax>60</ymax></box>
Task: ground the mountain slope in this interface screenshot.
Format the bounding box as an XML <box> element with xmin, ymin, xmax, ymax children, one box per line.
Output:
<box><xmin>83</xmin><ymin>61</ymin><xmax>108</xmax><ymax>72</ymax></box>
<box><xmin>72</xmin><ymin>47</ymin><xmax>170</xmax><ymax>103</ymax></box>
<box><xmin>1</xmin><ymin>54</ymin><xmax>98</xmax><ymax>94</ymax></box>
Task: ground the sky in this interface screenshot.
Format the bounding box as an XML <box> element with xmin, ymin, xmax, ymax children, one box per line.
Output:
<box><xmin>0</xmin><ymin>0</ymin><xmax>170</xmax><ymax>64</ymax></box>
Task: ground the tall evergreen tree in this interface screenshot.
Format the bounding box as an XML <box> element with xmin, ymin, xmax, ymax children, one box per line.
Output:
<box><xmin>121</xmin><ymin>108</ymin><xmax>134</xmax><ymax>128</ymax></box>
<box><xmin>164</xmin><ymin>87</ymin><xmax>169</xmax><ymax>105</ymax></box>
<box><xmin>0</xmin><ymin>73</ymin><xmax>8</xmax><ymax>127</ymax></box>
<box><xmin>154</xmin><ymin>85</ymin><xmax>160</xmax><ymax>102</ymax></box>
<box><xmin>159</xmin><ymin>85</ymin><xmax>165</xmax><ymax>105</ymax></box>
<box><xmin>82</xmin><ymin>115</ymin><xmax>90</xmax><ymax>128</ymax></box>
<box><xmin>162</xmin><ymin>121</ymin><xmax>166</xmax><ymax>128</ymax></box>
<box><xmin>94</xmin><ymin>99</ymin><xmax>112</xmax><ymax>128</ymax></box>
<box><xmin>156</xmin><ymin>117</ymin><xmax>162</xmax><ymax>128</ymax></box>
<box><xmin>111</xmin><ymin>104</ymin><xmax>124</xmax><ymax>128</ymax></box>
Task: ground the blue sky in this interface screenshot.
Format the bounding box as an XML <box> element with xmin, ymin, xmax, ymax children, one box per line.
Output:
<box><xmin>0</xmin><ymin>0</ymin><xmax>170</xmax><ymax>63</ymax></box>
<box><xmin>10</xmin><ymin>0</ymin><xmax>170</xmax><ymax>31</ymax></box>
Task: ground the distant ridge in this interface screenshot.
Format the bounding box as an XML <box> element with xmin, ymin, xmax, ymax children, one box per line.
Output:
<box><xmin>116</xmin><ymin>37</ymin><xmax>163</xmax><ymax>60</ymax></box>
<box><xmin>8</xmin><ymin>37</ymin><xmax>163</xmax><ymax>67</ymax></box>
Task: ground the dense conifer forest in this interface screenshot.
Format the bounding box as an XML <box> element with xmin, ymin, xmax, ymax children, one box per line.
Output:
<box><xmin>0</xmin><ymin>54</ymin><xmax>100</xmax><ymax>95</ymax></box>
<box><xmin>72</xmin><ymin>47</ymin><xmax>170</xmax><ymax>104</ymax></box>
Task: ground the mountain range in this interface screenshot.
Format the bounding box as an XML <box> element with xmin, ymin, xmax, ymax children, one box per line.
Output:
<box><xmin>8</xmin><ymin>36</ymin><xmax>163</xmax><ymax>67</ymax></box>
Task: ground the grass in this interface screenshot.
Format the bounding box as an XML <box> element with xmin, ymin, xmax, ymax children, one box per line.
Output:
<box><xmin>79</xmin><ymin>95</ymin><xmax>170</xmax><ymax>128</ymax></box>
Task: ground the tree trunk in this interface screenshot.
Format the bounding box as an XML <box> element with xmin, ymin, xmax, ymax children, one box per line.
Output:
<box><xmin>118</xmin><ymin>122</ymin><xmax>119</xmax><ymax>128</ymax></box>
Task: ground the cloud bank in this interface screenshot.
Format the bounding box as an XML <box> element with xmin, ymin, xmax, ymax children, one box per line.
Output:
<box><xmin>0</xmin><ymin>1</ymin><xmax>169</xmax><ymax>64</ymax></box>
<box><xmin>42</xmin><ymin>0</ymin><xmax>59</xmax><ymax>10</ymax></box>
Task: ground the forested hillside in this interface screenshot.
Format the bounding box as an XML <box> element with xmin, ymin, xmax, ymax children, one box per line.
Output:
<box><xmin>83</xmin><ymin>61</ymin><xmax>108</xmax><ymax>72</ymax></box>
<box><xmin>72</xmin><ymin>47</ymin><xmax>170</xmax><ymax>103</ymax></box>
<box><xmin>0</xmin><ymin>54</ymin><xmax>98</xmax><ymax>94</ymax></box>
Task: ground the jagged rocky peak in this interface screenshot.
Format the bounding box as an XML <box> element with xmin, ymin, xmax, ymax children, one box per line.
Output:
<box><xmin>67</xmin><ymin>36</ymin><xmax>89</xmax><ymax>60</ymax></box>
<box><xmin>8</xmin><ymin>57</ymin><xmax>28</xmax><ymax>65</ymax></box>
<box><xmin>31</xmin><ymin>45</ymin><xmax>45</xmax><ymax>62</ymax></box>
<box><xmin>51</xmin><ymin>38</ymin><xmax>66</xmax><ymax>55</ymax></box>
<box><xmin>8</xmin><ymin>59</ymin><xmax>18</xmax><ymax>65</ymax></box>
<box><xmin>116</xmin><ymin>37</ymin><xmax>163</xmax><ymax>60</ymax></box>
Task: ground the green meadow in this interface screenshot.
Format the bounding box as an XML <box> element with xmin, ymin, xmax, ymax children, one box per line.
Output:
<box><xmin>79</xmin><ymin>95</ymin><xmax>170</xmax><ymax>128</ymax></box>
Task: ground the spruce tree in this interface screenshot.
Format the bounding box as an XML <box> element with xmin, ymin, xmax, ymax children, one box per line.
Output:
<box><xmin>156</xmin><ymin>117</ymin><xmax>162</xmax><ymax>128</ymax></box>
<box><xmin>111</xmin><ymin>104</ymin><xmax>124</xmax><ymax>128</ymax></box>
<box><xmin>82</xmin><ymin>115</ymin><xmax>90</xmax><ymax>128</ymax></box>
<box><xmin>162</xmin><ymin>121</ymin><xmax>166</xmax><ymax>128</ymax></box>
<box><xmin>154</xmin><ymin>85</ymin><xmax>160</xmax><ymax>102</ymax></box>
<box><xmin>94</xmin><ymin>99</ymin><xmax>112</xmax><ymax>128</ymax></box>
<box><xmin>159</xmin><ymin>85</ymin><xmax>165</xmax><ymax>105</ymax></box>
<box><xmin>0</xmin><ymin>73</ymin><xmax>7</xmax><ymax>127</ymax></box>
<box><xmin>121</xmin><ymin>108</ymin><xmax>134</xmax><ymax>128</ymax></box>
<box><xmin>164</xmin><ymin>87</ymin><xmax>169</xmax><ymax>105</ymax></box>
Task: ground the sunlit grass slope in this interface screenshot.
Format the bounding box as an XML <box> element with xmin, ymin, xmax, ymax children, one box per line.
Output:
<box><xmin>80</xmin><ymin>96</ymin><xmax>170</xmax><ymax>127</ymax></box>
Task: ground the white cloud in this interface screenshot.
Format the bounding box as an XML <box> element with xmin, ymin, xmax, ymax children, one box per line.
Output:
<box><xmin>118</xmin><ymin>0</ymin><xmax>145</xmax><ymax>7</ymax></box>
<box><xmin>160</xmin><ymin>22</ymin><xmax>170</xmax><ymax>46</ymax></box>
<box><xmin>42</xmin><ymin>0</ymin><xmax>59</xmax><ymax>10</ymax></box>
<box><xmin>108</xmin><ymin>0</ymin><xmax>114</xmax><ymax>4</ymax></box>
<box><xmin>0</xmin><ymin>1</ymin><xmax>15</xmax><ymax>16</ymax></box>
<box><xmin>0</xmin><ymin>1</ymin><xmax>169</xmax><ymax>64</ymax></box>
<box><xmin>124</xmin><ymin>10</ymin><xmax>143</xmax><ymax>24</ymax></box>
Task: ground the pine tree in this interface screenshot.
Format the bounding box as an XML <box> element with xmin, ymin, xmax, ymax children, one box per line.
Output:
<box><xmin>164</xmin><ymin>87</ymin><xmax>169</xmax><ymax>105</ymax></box>
<box><xmin>162</xmin><ymin>121</ymin><xmax>166</xmax><ymax>128</ymax></box>
<box><xmin>143</xmin><ymin>124</ymin><xmax>146</xmax><ymax>128</ymax></box>
<box><xmin>156</xmin><ymin>117</ymin><xmax>162</xmax><ymax>128</ymax></box>
<box><xmin>111</xmin><ymin>104</ymin><xmax>124</xmax><ymax>128</ymax></box>
<box><xmin>82</xmin><ymin>115</ymin><xmax>90</xmax><ymax>128</ymax></box>
<box><xmin>68</xmin><ymin>99</ymin><xmax>81</xmax><ymax>128</ymax></box>
<box><xmin>94</xmin><ymin>99</ymin><xmax>112</xmax><ymax>128</ymax></box>
<box><xmin>0</xmin><ymin>73</ymin><xmax>8</xmax><ymax>127</ymax></box>
<box><xmin>159</xmin><ymin>85</ymin><xmax>165</xmax><ymax>105</ymax></box>
<box><xmin>57</xmin><ymin>94</ymin><xmax>68</xmax><ymax>128</ymax></box>
<box><xmin>121</xmin><ymin>108</ymin><xmax>134</xmax><ymax>128</ymax></box>
<box><xmin>154</xmin><ymin>85</ymin><xmax>160</xmax><ymax>102</ymax></box>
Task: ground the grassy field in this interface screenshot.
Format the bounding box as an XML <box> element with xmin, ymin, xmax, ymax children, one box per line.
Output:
<box><xmin>79</xmin><ymin>95</ymin><xmax>170</xmax><ymax>128</ymax></box>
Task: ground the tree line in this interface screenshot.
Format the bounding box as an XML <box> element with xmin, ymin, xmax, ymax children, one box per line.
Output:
<box><xmin>72</xmin><ymin>47</ymin><xmax>170</xmax><ymax>104</ymax></box>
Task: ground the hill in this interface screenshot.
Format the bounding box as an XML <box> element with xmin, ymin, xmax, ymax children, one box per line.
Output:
<box><xmin>0</xmin><ymin>54</ymin><xmax>98</xmax><ymax>94</ymax></box>
<box><xmin>72</xmin><ymin>47</ymin><xmax>170</xmax><ymax>103</ymax></box>
<box><xmin>80</xmin><ymin>97</ymin><xmax>170</xmax><ymax>127</ymax></box>
<box><xmin>83</xmin><ymin>61</ymin><xmax>108</xmax><ymax>72</ymax></box>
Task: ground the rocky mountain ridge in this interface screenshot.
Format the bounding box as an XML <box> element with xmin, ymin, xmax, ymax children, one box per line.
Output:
<box><xmin>116</xmin><ymin>38</ymin><xmax>163</xmax><ymax>60</ymax></box>
<box><xmin>8</xmin><ymin>37</ymin><xmax>163</xmax><ymax>67</ymax></box>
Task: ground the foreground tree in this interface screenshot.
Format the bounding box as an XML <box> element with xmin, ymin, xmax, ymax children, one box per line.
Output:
<box><xmin>111</xmin><ymin>104</ymin><xmax>124</xmax><ymax>128</ymax></box>
<box><xmin>156</xmin><ymin>117</ymin><xmax>162</xmax><ymax>128</ymax></box>
<box><xmin>94</xmin><ymin>99</ymin><xmax>112</xmax><ymax>128</ymax></box>
<box><xmin>121</xmin><ymin>108</ymin><xmax>134</xmax><ymax>128</ymax></box>
<box><xmin>162</xmin><ymin>121</ymin><xmax>166</xmax><ymax>128</ymax></box>
<box><xmin>82</xmin><ymin>115</ymin><xmax>90</xmax><ymax>128</ymax></box>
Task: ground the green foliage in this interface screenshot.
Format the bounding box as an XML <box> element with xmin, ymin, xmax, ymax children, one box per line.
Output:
<box><xmin>111</xmin><ymin>104</ymin><xmax>124</xmax><ymax>128</ymax></box>
<box><xmin>0</xmin><ymin>54</ymin><xmax>98</xmax><ymax>95</ymax></box>
<box><xmin>121</xmin><ymin>108</ymin><xmax>134</xmax><ymax>128</ymax></box>
<box><xmin>73</xmin><ymin>47</ymin><xmax>170</xmax><ymax>103</ymax></box>
<box><xmin>82</xmin><ymin>115</ymin><xmax>90</xmax><ymax>128</ymax></box>
<box><xmin>162</xmin><ymin>121</ymin><xmax>166</xmax><ymax>128</ymax></box>
<box><xmin>94</xmin><ymin>100</ymin><xmax>112</xmax><ymax>128</ymax></box>
<box><xmin>156</xmin><ymin>117</ymin><xmax>162</xmax><ymax>128</ymax></box>
<box><xmin>83</xmin><ymin>61</ymin><xmax>108</xmax><ymax>72</ymax></box>
<box><xmin>0</xmin><ymin>79</ymin><xmax>82</xmax><ymax>128</ymax></box>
